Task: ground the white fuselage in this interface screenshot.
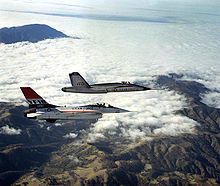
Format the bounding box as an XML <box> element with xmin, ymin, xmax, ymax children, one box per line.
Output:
<box><xmin>25</xmin><ymin>103</ymin><xmax>128</xmax><ymax>121</ymax></box>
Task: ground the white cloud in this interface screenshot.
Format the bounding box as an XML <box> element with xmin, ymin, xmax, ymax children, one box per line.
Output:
<box><xmin>87</xmin><ymin>132</ymin><xmax>106</xmax><ymax>142</ymax></box>
<box><xmin>46</xmin><ymin>126</ymin><xmax>51</xmax><ymax>131</ymax></box>
<box><xmin>38</xmin><ymin>124</ymin><xmax>44</xmax><ymax>128</ymax></box>
<box><xmin>153</xmin><ymin>115</ymin><xmax>199</xmax><ymax>136</ymax></box>
<box><xmin>54</xmin><ymin>122</ymin><xmax>64</xmax><ymax>127</ymax></box>
<box><xmin>0</xmin><ymin>125</ymin><xmax>22</xmax><ymax>135</ymax></box>
<box><xmin>0</xmin><ymin>0</ymin><xmax>219</xmax><ymax>142</ymax></box>
<box><xmin>179</xmin><ymin>73</ymin><xmax>220</xmax><ymax>108</ymax></box>
<box><xmin>201</xmin><ymin>91</ymin><xmax>220</xmax><ymax>109</ymax></box>
<box><xmin>87</xmin><ymin>90</ymin><xmax>199</xmax><ymax>141</ymax></box>
<box><xmin>63</xmin><ymin>132</ymin><xmax>78</xmax><ymax>139</ymax></box>
<box><xmin>67</xmin><ymin>155</ymin><xmax>82</xmax><ymax>163</ymax></box>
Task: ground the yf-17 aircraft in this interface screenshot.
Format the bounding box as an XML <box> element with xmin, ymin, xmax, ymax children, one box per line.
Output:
<box><xmin>61</xmin><ymin>72</ymin><xmax>152</xmax><ymax>94</ymax></box>
<box><xmin>20</xmin><ymin>87</ymin><xmax>129</xmax><ymax>123</ymax></box>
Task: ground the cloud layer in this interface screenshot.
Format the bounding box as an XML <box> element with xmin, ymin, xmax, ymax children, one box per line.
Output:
<box><xmin>0</xmin><ymin>0</ymin><xmax>219</xmax><ymax>141</ymax></box>
<box><xmin>64</xmin><ymin>132</ymin><xmax>78</xmax><ymax>139</ymax></box>
<box><xmin>87</xmin><ymin>90</ymin><xmax>198</xmax><ymax>142</ymax></box>
<box><xmin>0</xmin><ymin>125</ymin><xmax>22</xmax><ymax>135</ymax></box>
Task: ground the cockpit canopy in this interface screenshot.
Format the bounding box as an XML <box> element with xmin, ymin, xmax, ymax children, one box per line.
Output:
<box><xmin>121</xmin><ymin>81</ymin><xmax>131</xmax><ymax>85</ymax></box>
<box><xmin>95</xmin><ymin>102</ymin><xmax>113</xmax><ymax>108</ymax></box>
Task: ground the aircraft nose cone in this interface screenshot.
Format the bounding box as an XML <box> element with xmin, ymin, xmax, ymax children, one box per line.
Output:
<box><xmin>120</xmin><ymin>109</ymin><xmax>130</xmax><ymax>113</ymax></box>
<box><xmin>143</xmin><ymin>87</ymin><xmax>151</xmax><ymax>90</ymax></box>
<box><xmin>61</xmin><ymin>87</ymin><xmax>67</xmax><ymax>92</ymax></box>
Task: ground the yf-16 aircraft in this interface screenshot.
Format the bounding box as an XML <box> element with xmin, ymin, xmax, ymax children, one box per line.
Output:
<box><xmin>62</xmin><ymin>72</ymin><xmax>152</xmax><ymax>94</ymax></box>
<box><xmin>20</xmin><ymin>87</ymin><xmax>129</xmax><ymax>123</ymax></box>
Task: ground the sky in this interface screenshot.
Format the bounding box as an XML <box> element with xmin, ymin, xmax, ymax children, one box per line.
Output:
<box><xmin>0</xmin><ymin>0</ymin><xmax>219</xmax><ymax>141</ymax></box>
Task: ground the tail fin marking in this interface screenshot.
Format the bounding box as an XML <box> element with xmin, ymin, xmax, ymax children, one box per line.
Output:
<box><xmin>69</xmin><ymin>72</ymin><xmax>90</xmax><ymax>88</ymax></box>
<box><xmin>20</xmin><ymin>87</ymin><xmax>44</xmax><ymax>100</ymax></box>
<box><xmin>20</xmin><ymin>87</ymin><xmax>55</xmax><ymax>108</ymax></box>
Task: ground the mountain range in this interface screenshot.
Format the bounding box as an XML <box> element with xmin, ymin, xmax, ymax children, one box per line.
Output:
<box><xmin>0</xmin><ymin>24</ymin><xmax>72</xmax><ymax>44</ymax></box>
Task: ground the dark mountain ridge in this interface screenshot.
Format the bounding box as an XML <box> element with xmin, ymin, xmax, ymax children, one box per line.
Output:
<box><xmin>0</xmin><ymin>24</ymin><xmax>72</xmax><ymax>44</ymax></box>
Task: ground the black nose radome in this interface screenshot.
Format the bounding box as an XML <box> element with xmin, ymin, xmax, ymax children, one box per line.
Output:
<box><xmin>144</xmin><ymin>87</ymin><xmax>151</xmax><ymax>90</ymax></box>
<box><xmin>62</xmin><ymin>87</ymin><xmax>67</xmax><ymax>92</ymax></box>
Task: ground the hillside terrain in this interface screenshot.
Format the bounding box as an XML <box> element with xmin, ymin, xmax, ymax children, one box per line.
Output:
<box><xmin>0</xmin><ymin>74</ymin><xmax>219</xmax><ymax>185</ymax></box>
<box><xmin>0</xmin><ymin>104</ymin><xmax>93</xmax><ymax>185</ymax></box>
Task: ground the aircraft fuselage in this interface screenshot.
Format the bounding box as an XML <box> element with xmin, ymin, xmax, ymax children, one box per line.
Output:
<box><xmin>20</xmin><ymin>87</ymin><xmax>129</xmax><ymax>123</ymax></box>
<box><xmin>62</xmin><ymin>82</ymin><xmax>151</xmax><ymax>94</ymax></box>
<box><xmin>24</xmin><ymin>103</ymin><xmax>129</xmax><ymax>122</ymax></box>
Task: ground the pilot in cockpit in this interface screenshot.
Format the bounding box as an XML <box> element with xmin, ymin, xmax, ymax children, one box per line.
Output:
<box><xmin>121</xmin><ymin>81</ymin><xmax>130</xmax><ymax>85</ymax></box>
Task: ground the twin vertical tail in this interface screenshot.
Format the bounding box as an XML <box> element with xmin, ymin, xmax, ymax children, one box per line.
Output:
<box><xmin>20</xmin><ymin>87</ymin><xmax>56</xmax><ymax>108</ymax></box>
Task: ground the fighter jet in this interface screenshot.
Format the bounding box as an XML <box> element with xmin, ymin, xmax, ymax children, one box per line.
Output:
<box><xmin>61</xmin><ymin>72</ymin><xmax>151</xmax><ymax>94</ymax></box>
<box><xmin>20</xmin><ymin>87</ymin><xmax>129</xmax><ymax>123</ymax></box>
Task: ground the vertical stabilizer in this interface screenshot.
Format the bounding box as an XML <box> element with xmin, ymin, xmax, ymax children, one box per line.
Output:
<box><xmin>69</xmin><ymin>72</ymin><xmax>90</xmax><ymax>88</ymax></box>
<box><xmin>20</xmin><ymin>87</ymin><xmax>56</xmax><ymax>108</ymax></box>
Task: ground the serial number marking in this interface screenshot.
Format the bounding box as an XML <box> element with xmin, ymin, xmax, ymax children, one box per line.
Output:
<box><xmin>76</xmin><ymin>82</ymin><xmax>85</xmax><ymax>86</ymax></box>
